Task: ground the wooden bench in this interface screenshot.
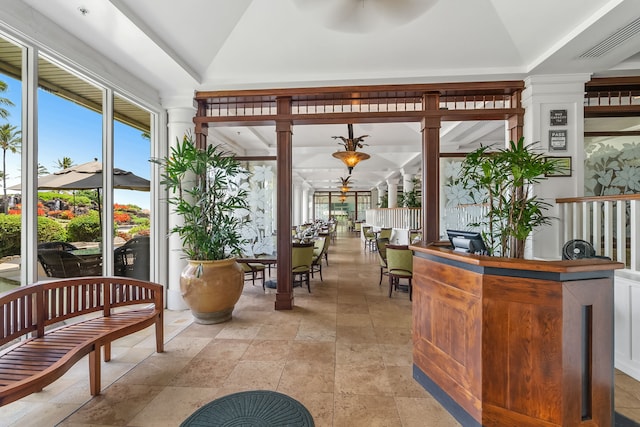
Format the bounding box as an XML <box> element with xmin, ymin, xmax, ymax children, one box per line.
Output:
<box><xmin>0</xmin><ymin>276</ymin><xmax>164</xmax><ymax>407</ymax></box>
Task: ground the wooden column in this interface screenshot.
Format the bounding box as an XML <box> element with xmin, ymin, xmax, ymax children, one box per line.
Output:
<box><xmin>275</xmin><ymin>97</ymin><xmax>294</xmax><ymax>310</ymax></box>
<box><xmin>421</xmin><ymin>92</ymin><xmax>441</xmax><ymax>243</ymax></box>
<box><xmin>508</xmin><ymin>90</ymin><xmax>524</xmax><ymax>142</ymax></box>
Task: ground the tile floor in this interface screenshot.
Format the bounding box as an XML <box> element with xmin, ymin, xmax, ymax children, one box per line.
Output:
<box><xmin>1</xmin><ymin>231</ymin><xmax>639</xmax><ymax>426</ymax></box>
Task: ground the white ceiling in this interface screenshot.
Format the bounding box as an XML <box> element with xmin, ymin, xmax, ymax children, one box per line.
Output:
<box><xmin>10</xmin><ymin>0</ymin><xmax>640</xmax><ymax>191</ymax></box>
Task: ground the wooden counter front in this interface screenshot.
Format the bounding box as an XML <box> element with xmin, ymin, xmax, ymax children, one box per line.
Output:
<box><xmin>410</xmin><ymin>244</ymin><xmax>623</xmax><ymax>427</ymax></box>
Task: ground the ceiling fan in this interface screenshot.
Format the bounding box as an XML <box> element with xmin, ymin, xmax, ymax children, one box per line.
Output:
<box><xmin>293</xmin><ymin>0</ymin><xmax>439</xmax><ymax>33</ymax></box>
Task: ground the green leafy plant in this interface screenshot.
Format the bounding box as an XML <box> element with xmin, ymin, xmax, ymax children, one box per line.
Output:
<box><xmin>151</xmin><ymin>133</ymin><xmax>249</xmax><ymax>260</ymax></box>
<box><xmin>67</xmin><ymin>211</ymin><xmax>101</xmax><ymax>242</ymax></box>
<box><xmin>457</xmin><ymin>137</ymin><xmax>560</xmax><ymax>258</ymax></box>
<box><xmin>399</xmin><ymin>177</ymin><xmax>422</xmax><ymax>208</ymax></box>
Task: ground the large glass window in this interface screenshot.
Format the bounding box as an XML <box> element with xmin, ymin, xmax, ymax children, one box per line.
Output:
<box><xmin>113</xmin><ymin>94</ymin><xmax>152</xmax><ymax>280</ymax></box>
<box><xmin>0</xmin><ymin>35</ymin><xmax>22</xmax><ymax>290</ymax></box>
<box><xmin>36</xmin><ymin>56</ymin><xmax>104</xmax><ymax>280</ymax></box>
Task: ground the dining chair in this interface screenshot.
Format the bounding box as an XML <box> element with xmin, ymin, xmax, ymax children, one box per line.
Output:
<box><xmin>292</xmin><ymin>242</ymin><xmax>315</xmax><ymax>292</ymax></box>
<box><xmin>311</xmin><ymin>234</ymin><xmax>330</xmax><ymax>281</ymax></box>
<box><xmin>378</xmin><ymin>227</ymin><xmax>393</xmax><ymax>240</ymax></box>
<box><xmin>361</xmin><ymin>226</ymin><xmax>376</xmax><ymax>251</ymax></box>
<box><xmin>386</xmin><ymin>244</ymin><xmax>413</xmax><ymax>300</ymax></box>
<box><xmin>239</xmin><ymin>261</ymin><xmax>266</xmax><ymax>289</ymax></box>
<box><xmin>409</xmin><ymin>229</ymin><xmax>422</xmax><ymax>244</ymax></box>
<box><xmin>375</xmin><ymin>237</ymin><xmax>390</xmax><ymax>285</ymax></box>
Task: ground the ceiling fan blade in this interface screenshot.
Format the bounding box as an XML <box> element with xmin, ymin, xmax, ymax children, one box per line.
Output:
<box><xmin>323</xmin><ymin>0</ymin><xmax>371</xmax><ymax>33</ymax></box>
<box><xmin>374</xmin><ymin>0</ymin><xmax>438</xmax><ymax>25</ymax></box>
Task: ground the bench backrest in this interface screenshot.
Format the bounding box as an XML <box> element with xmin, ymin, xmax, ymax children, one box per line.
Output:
<box><xmin>1</xmin><ymin>277</ymin><xmax>163</xmax><ymax>347</ymax></box>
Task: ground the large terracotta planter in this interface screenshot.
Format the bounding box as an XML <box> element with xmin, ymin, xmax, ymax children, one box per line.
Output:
<box><xmin>180</xmin><ymin>258</ymin><xmax>244</xmax><ymax>324</ymax></box>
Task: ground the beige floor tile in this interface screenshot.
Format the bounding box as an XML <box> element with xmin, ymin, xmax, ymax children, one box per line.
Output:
<box><xmin>125</xmin><ymin>386</ymin><xmax>221</xmax><ymax>427</ymax></box>
<box><xmin>396</xmin><ymin>396</ymin><xmax>462</xmax><ymax>427</ymax></box>
<box><xmin>61</xmin><ymin>383</ymin><xmax>164</xmax><ymax>425</ymax></box>
<box><xmin>255</xmin><ymin>322</ymin><xmax>300</xmax><ymax>340</ymax></box>
<box><xmin>335</xmin><ymin>342</ymin><xmax>383</xmax><ymax>365</ymax></box>
<box><xmin>336</xmin><ymin>325</ymin><xmax>378</xmax><ymax>344</ymax></box>
<box><xmin>169</xmin><ymin>357</ymin><xmax>237</xmax><ymax>388</ymax></box>
<box><xmin>333</xmin><ymin>393</ymin><xmax>401</xmax><ymax>427</ymax></box>
<box><xmin>117</xmin><ymin>355</ymin><xmax>191</xmax><ymax>386</ymax></box>
<box><xmin>278</xmin><ymin>360</ymin><xmax>335</xmax><ymax>394</ymax></box>
<box><xmin>336</xmin><ymin>312</ymin><xmax>373</xmax><ymax>327</ymax></box>
<box><xmin>223</xmin><ymin>360</ymin><xmax>286</xmax><ymax>389</ymax></box>
<box><xmin>284</xmin><ymin>391</ymin><xmax>334</xmax><ymax>427</ymax></box>
<box><xmin>289</xmin><ymin>341</ymin><xmax>336</xmax><ymax>363</ymax></box>
<box><xmin>241</xmin><ymin>339</ymin><xmax>292</xmax><ymax>361</ymax></box>
<box><xmin>334</xmin><ymin>362</ymin><xmax>393</xmax><ymax>395</ymax></box>
<box><xmin>194</xmin><ymin>338</ymin><xmax>251</xmax><ymax>360</ymax></box>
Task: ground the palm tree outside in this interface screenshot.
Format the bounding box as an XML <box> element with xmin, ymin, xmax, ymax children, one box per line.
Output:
<box><xmin>0</xmin><ymin>80</ymin><xmax>15</xmax><ymax>119</ymax></box>
<box><xmin>56</xmin><ymin>156</ymin><xmax>75</xmax><ymax>170</ymax></box>
<box><xmin>0</xmin><ymin>123</ymin><xmax>21</xmax><ymax>213</ymax></box>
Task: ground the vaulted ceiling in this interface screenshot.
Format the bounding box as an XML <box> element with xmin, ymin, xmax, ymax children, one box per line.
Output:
<box><xmin>6</xmin><ymin>0</ymin><xmax>640</xmax><ymax>191</ymax></box>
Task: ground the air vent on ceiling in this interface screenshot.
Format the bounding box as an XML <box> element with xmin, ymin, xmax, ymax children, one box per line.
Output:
<box><xmin>579</xmin><ymin>16</ymin><xmax>640</xmax><ymax>58</ymax></box>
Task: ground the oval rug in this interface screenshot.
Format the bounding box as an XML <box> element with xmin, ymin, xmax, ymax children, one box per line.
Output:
<box><xmin>180</xmin><ymin>390</ymin><xmax>315</xmax><ymax>427</ymax></box>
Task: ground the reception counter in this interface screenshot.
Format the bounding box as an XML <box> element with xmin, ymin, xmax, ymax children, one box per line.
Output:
<box><xmin>410</xmin><ymin>243</ymin><xmax>624</xmax><ymax>427</ymax></box>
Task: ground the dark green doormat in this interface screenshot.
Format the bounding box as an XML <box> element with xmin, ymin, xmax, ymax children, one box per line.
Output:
<box><xmin>180</xmin><ymin>390</ymin><xmax>314</xmax><ymax>427</ymax></box>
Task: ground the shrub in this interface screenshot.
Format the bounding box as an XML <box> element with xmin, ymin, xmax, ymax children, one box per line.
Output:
<box><xmin>132</xmin><ymin>217</ymin><xmax>150</xmax><ymax>226</ymax></box>
<box><xmin>129</xmin><ymin>225</ymin><xmax>150</xmax><ymax>237</ymax></box>
<box><xmin>0</xmin><ymin>214</ymin><xmax>21</xmax><ymax>257</ymax></box>
<box><xmin>113</xmin><ymin>212</ymin><xmax>131</xmax><ymax>223</ymax></box>
<box><xmin>0</xmin><ymin>215</ymin><xmax>66</xmax><ymax>258</ymax></box>
<box><xmin>67</xmin><ymin>211</ymin><xmax>101</xmax><ymax>242</ymax></box>
<box><xmin>38</xmin><ymin>216</ymin><xmax>67</xmax><ymax>243</ymax></box>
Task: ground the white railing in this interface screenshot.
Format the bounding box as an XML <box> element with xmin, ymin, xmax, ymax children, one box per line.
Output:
<box><xmin>556</xmin><ymin>194</ymin><xmax>640</xmax><ymax>272</ymax></box>
<box><xmin>365</xmin><ymin>208</ymin><xmax>421</xmax><ymax>230</ymax></box>
<box><xmin>440</xmin><ymin>204</ymin><xmax>489</xmax><ymax>239</ymax></box>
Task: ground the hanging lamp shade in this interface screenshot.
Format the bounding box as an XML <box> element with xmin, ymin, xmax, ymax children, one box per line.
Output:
<box><xmin>332</xmin><ymin>124</ymin><xmax>370</xmax><ymax>174</ymax></box>
<box><xmin>332</xmin><ymin>151</ymin><xmax>370</xmax><ymax>174</ymax></box>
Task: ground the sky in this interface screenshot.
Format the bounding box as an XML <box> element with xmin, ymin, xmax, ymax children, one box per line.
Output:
<box><xmin>1</xmin><ymin>73</ymin><xmax>151</xmax><ymax>210</ymax></box>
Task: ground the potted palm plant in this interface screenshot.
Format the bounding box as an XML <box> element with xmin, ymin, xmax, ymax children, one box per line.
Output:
<box><xmin>457</xmin><ymin>137</ymin><xmax>561</xmax><ymax>258</ymax></box>
<box><xmin>153</xmin><ymin>133</ymin><xmax>249</xmax><ymax>324</ymax></box>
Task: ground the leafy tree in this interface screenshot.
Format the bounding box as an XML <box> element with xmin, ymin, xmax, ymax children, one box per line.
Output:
<box><xmin>0</xmin><ymin>124</ymin><xmax>21</xmax><ymax>213</ymax></box>
<box><xmin>38</xmin><ymin>163</ymin><xmax>49</xmax><ymax>176</ymax></box>
<box><xmin>55</xmin><ymin>156</ymin><xmax>75</xmax><ymax>170</ymax></box>
<box><xmin>0</xmin><ymin>80</ymin><xmax>15</xmax><ymax>119</ymax></box>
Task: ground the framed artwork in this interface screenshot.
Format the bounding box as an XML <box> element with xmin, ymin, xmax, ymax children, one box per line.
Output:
<box><xmin>544</xmin><ymin>156</ymin><xmax>572</xmax><ymax>177</ymax></box>
<box><xmin>550</xmin><ymin>109</ymin><xmax>568</xmax><ymax>126</ymax></box>
<box><xmin>549</xmin><ymin>129</ymin><xmax>568</xmax><ymax>151</ymax></box>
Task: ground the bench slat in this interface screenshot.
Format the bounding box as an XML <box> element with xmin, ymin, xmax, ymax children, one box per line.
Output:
<box><xmin>0</xmin><ymin>277</ymin><xmax>163</xmax><ymax>407</ymax></box>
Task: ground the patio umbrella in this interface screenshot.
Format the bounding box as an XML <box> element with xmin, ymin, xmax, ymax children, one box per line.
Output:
<box><xmin>11</xmin><ymin>159</ymin><xmax>150</xmax><ymax>229</ymax></box>
<box><xmin>35</xmin><ymin>159</ymin><xmax>150</xmax><ymax>191</ymax></box>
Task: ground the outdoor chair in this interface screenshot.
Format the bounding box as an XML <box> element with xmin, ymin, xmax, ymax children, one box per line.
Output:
<box><xmin>37</xmin><ymin>249</ymin><xmax>100</xmax><ymax>278</ymax></box>
<box><xmin>113</xmin><ymin>236</ymin><xmax>150</xmax><ymax>281</ymax></box>
<box><xmin>37</xmin><ymin>241</ymin><xmax>78</xmax><ymax>251</ymax></box>
<box><xmin>386</xmin><ymin>244</ymin><xmax>413</xmax><ymax>301</ymax></box>
<box><xmin>292</xmin><ymin>242</ymin><xmax>314</xmax><ymax>292</ymax></box>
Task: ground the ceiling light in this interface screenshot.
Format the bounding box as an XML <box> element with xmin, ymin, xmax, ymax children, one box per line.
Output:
<box><xmin>332</xmin><ymin>124</ymin><xmax>370</xmax><ymax>174</ymax></box>
<box><xmin>339</xmin><ymin>176</ymin><xmax>352</xmax><ymax>193</ymax></box>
